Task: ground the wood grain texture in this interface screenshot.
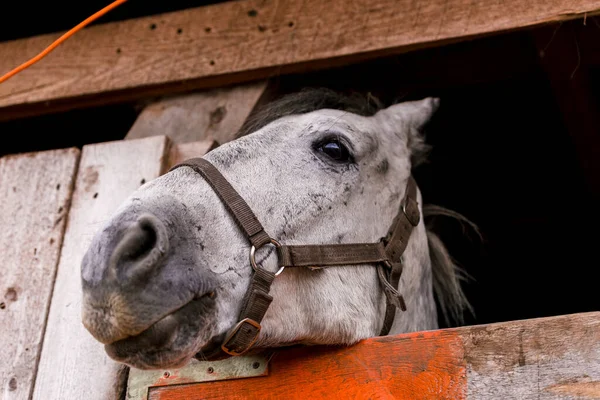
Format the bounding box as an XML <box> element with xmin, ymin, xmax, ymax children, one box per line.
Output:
<box><xmin>463</xmin><ymin>312</ymin><xmax>600</xmax><ymax>399</ymax></box>
<box><xmin>1</xmin><ymin>0</ymin><xmax>598</xmax><ymax>119</ymax></box>
<box><xmin>0</xmin><ymin>148</ymin><xmax>79</xmax><ymax>400</ymax></box>
<box><xmin>148</xmin><ymin>312</ymin><xmax>600</xmax><ymax>400</ymax></box>
<box><xmin>126</xmin><ymin>82</ymin><xmax>267</xmax><ymax>145</ymax></box>
<box><xmin>32</xmin><ymin>136</ymin><xmax>169</xmax><ymax>400</ymax></box>
<box><xmin>150</xmin><ymin>330</ymin><xmax>467</xmax><ymax>400</ymax></box>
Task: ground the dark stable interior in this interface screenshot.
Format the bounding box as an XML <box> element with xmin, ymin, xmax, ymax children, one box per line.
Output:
<box><xmin>2</xmin><ymin>20</ymin><xmax>598</xmax><ymax>329</ymax></box>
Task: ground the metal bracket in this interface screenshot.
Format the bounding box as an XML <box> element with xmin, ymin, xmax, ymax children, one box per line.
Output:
<box><xmin>126</xmin><ymin>354</ymin><xmax>269</xmax><ymax>400</ymax></box>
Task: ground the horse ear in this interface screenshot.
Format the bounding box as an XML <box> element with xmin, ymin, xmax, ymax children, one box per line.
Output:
<box><xmin>377</xmin><ymin>97</ymin><xmax>440</xmax><ymax>131</ymax></box>
<box><xmin>375</xmin><ymin>97</ymin><xmax>440</xmax><ymax>166</ymax></box>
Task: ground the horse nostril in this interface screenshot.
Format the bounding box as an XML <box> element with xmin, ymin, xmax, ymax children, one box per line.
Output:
<box><xmin>108</xmin><ymin>214</ymin><xmax>169</xmax><ymax>283</ymax></box>
<box><xmin>122</xmin><ymin>220</ymin><xmax>157</xmax><ymax>260</ymax></box>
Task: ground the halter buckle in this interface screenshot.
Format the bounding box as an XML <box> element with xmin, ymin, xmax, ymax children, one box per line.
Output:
<box><xmin>221</xmin><ymin>318</ymin><xmax>262</xmax><ymax>356</ymax></box>
<box><xmin>250</xmin><ymin>238</ymin><xmax>285</xmax><ymax>276</ymax></box>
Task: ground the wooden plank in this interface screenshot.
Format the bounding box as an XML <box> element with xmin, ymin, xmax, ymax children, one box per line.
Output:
<box><xmin>32</xmin><ymin>136</ymin><xmax>169</xmax><ymax>400</ymax></box>
<box><xmin>1</xmin><ymin>0</ymin><xmax>598</xmax><ymax>120</ymax></box>
<box><xmin>463</xmin><ymin>313</ymin><xmax>600</xmax><ymax>399</ymax></box>
<box><xmin>148</xmin><ymin>312</ymin><xmax>600</xmax><ymax>400</ymax></box>
<box><xmin>168</xmin><ymin>140</ymin><xmax>218</xmax><ymax>168</ymax></box>
<box><xmin>126</xmin><ymin>82</ymin><xmax>268</xmax><ymax>145</ymax></box>
<box><xmin>0</xmin><ymin>148</ymin><xmax>79</xmax><ymax>400</ymax></box>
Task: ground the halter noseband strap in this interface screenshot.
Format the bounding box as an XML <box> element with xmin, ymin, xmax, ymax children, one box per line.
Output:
<box><xmin>170</xmin><ymin>158</ymin><xmax>420</xmax><ymax>357</ymax></box>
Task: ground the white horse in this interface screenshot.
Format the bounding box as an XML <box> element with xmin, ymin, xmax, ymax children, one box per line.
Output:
<box><xmin>81</xmin><ymin>88</ymin><xmax>469</xmax><ymax>370</ymax></box>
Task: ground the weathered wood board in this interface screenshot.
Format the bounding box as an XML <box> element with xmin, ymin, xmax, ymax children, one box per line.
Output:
<box><xmin>168</xmin><ymin>140</ymin><xmax>217</xmax><ymax>168</ymax></box>
<box><xmin>126</xmin><ymin>82</ymin><xmax>267</xmax><ymax>145</ymax></box>
<box><xmin>147</xmin><ymin>312</ymin><xmax>600</xmax><ymax>400</ymax></box>
<box><xmin>1</xmin><ymin>0</ymin><xmax>598</xmax><ymax>119</ymax></box>
<box><xmin>0</xmin><ymin>148</ymin><xmax>80</xmax><ymax>400</ymax></box>
<box><xmin>32</xmin><ymin>136</ymin><xmax>169</xmax><ymax>400</ymax></box>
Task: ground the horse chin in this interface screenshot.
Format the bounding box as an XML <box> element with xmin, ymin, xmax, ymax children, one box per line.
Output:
<box><xmin>104</xmin><ymin>295</ymin><xmax>217</xmax><ymax>370</ymax></box>
<box><xmin>194</xmin><ymin>332</ymin><xmax>228</xmax><ymax>361</ymax></box>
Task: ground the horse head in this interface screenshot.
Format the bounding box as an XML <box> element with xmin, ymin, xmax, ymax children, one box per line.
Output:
<box><xmin>80</xmin><ymin>89</ymin><xmax>468</xmax><ymax>369</ymax></box>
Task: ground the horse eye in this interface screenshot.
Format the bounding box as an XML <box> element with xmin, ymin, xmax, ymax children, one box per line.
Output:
<box><xmin>317</xmin><ymin>140</ymin><xmax>351</xmax><ymax>162</ymax></box>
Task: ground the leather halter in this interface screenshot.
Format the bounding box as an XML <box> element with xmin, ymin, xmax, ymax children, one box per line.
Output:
<box><xmin>170</xmin><ymin>158</ymin><xmax>420</xmax><ymax>357</ymax></box>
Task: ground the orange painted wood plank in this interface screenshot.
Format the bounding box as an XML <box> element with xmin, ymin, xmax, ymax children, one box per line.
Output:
<box><xmin>147</xmin><ymin>312</ymin><xmax>600</xmax><ymax>400</ymax></box>
<box><xmin>149</xmin><ymin>330</ymin><xmax>466</xmax><ymax>400</ymax></box>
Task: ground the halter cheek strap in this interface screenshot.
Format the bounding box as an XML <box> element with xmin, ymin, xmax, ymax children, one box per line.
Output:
<box><xmin>169</xmin><ymin>158</ymin><xmax>420</xmax><ymax>358</ymax></box>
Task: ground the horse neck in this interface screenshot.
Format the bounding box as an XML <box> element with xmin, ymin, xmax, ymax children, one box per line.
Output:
<box><xmin>387</xmin><ymin>221</ymin><xmax>438</xmax><ymax>335</ymax></box>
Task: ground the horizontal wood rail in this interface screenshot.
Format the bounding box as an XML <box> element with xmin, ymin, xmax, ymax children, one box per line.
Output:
<box><xmin>147</xmin><ymin>312</ymin><xmax>600</xmax><ymax>400</ymax></box>
<box><xmin>1</xmin><ymin>0</ymin><xmax>599</xmax><ymax>120</ymax></box>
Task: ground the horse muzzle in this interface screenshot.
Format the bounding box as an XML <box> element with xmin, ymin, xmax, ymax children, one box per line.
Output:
<box><xmin>80</xmin><ymin>197</ymin><xmax>216</xmax><ymax>352</ymax></box>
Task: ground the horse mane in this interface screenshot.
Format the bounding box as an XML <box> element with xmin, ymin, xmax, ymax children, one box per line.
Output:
<box><xmin>423</xmin><ymin>205</ymin><xmax>477</xmax><ymax>326</ymax></box>
<box><xmin>238</xmin><ymin>88</ymin><xmax>382</xmax><ymax>137</ymax></box>
<box><xmin>239</xmin><ymin>87</ymin><xmax>474</xmax><ymax>327</ymax></box>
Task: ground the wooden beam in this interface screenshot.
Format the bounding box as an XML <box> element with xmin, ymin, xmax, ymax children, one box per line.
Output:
<box><xmin>32</xmin><ymin>136</ymin><xmax>170</xmax><ymax>400</ymax></box>
<box><xmin>0</xmin><ymin>148</ymin><xmax>79</xmax><ymax>400</ymax></box>
<box><xmin>125</xmin><ymin>82</ymin><xmax>268</xmax><ymax>145</ymax></box>
<box><xmin>147</xmin><ymin>312</ymin><xmax>600</xmax><ymax>400</ymax></box>
<box><xmin>1</xmin><ymin>0</ymin><xmax>598</xmax><ymax>120</ymax></box>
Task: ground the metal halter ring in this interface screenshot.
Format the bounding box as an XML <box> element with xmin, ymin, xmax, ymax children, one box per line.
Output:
<box><xmin>249</xmin><ymin>238</ymin><xmax>285</xmax><ymax>276</ymax></box>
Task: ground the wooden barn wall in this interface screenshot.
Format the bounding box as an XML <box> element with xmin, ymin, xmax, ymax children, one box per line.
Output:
<box><xmin>31</xmin><ymin>136</ymin><xmax>169</xmax><ymax>400</ymax></box>
<box><xmin>0</xmin><ymin>149</ymin><xmax>79</xmax><ymax>400</ymax></box>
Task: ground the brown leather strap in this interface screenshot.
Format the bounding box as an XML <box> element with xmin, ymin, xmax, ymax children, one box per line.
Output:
<box><xmin>384</xmin><ymin>177</ymin><xmax>420</xmax><ymax>264</ymax></box>
<box><xmin>170</xmin><ymin>158</ymin><xmax>271</xmax><ymax>248</ymax></box>
<box><xmin>277</xmin><ymin>243</ymin><xmax>387</xmax><ymax>268</ymax></box>
<box><xmin>171</xmin><ymin>158</ymin><xmax>276</xmax><ymax>356</ymax></box>
<box><xmin>275</xmin><ymin>178</ymin><xmax>419</xmax><ymax>270</ymax></box>
<box><xmin>272</xmin><ymin>179</ymin><xmax>418</xmax><ymax>272</ymax></box>
<box><xmin>220</xmin><ymin>267</ymin><xmax>275</xmax><ymax>355</ymax></box>
<box><xmin>379</xmin><ymin>177</ymin><xmax>418</xmax><ymax>335</ymax></box>
<box><xmin>378</xmin><ymin>262</ymin><xmax>406</xmax><ymax>335</ymax></box>
<box><xmin>272</xmin><ymin>177</ymin><xmax>419</xmax><ymax>336</ymax></box>
<box><xmin>171</xmin><ymin>157</ymin><xmax>420</xmax><ymax>356</ymax></box>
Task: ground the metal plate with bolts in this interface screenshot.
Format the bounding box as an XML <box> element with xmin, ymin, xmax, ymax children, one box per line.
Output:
<box><xmin>126</xmin><ymin>354</ymin><xmax>269</xmax><ymax>400</ymax></box>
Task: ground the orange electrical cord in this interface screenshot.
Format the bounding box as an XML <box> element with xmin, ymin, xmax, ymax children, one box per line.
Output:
<box><xmin>0</xmin><ymin>0</ymin><xmax>128</xmax><ymax>84</ymax></box>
